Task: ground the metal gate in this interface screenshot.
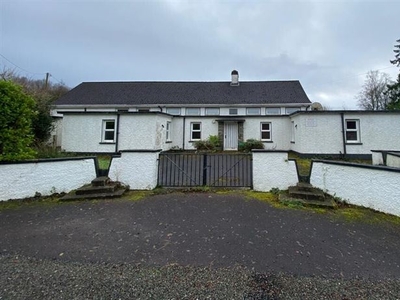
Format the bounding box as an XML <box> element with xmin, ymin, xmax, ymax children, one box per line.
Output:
<box><xmin>157</xmin><ymin>152</ymin><xmax>252</xmax><ymax>187</ymax></box>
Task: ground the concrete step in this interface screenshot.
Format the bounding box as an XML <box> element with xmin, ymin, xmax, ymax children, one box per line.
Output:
<box><xmin>91</xmin><ymin>176</ymin><xmax>110</xmax><ymax>187</ymax></box>
<box><xmin>75</xmin><ymin>184</ymin><xmax>117</xmax><ymax>195</ymax></box>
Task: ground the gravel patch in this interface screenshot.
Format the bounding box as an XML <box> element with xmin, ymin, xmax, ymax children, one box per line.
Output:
<box><xmin>1</xmin><ymin>255</ymin><xmax>399</xmax><ymax>300</ymax></box>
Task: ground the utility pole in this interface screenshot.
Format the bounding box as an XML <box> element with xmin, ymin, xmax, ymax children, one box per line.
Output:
<box><xmin>45</xmin><ymin>72</ymin><xmax>49</xmax><ymax>89</ymax></box>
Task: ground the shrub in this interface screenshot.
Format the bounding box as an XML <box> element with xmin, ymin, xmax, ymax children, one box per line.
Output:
<box><xmin>194</xmin><ymin>135</ymin><xmax>221</xmax><ymax>151</ymax></box>
<box><xmin>239</xmin><ymin>139</ymin><xmax>264</xmax><ymax>152</ymax></box>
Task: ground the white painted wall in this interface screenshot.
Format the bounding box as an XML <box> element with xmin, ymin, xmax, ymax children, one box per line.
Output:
<box><xmin>311</xmin><ymin>161</ymin><xmax>400</xmax><ymax>217</ymax></box>
<box><xmin>290</xmin><ymin>114</ymin><xmax>343</xmax><ymax>154</ymax></box>
<box><xmin>48</xmin><ymin>117</ymin><xmax>63</xmax><ymax>148</ymax></box>
<box><xmin>372</xmin><ymin>151</ymin><xmax>384</xmax><ymax>165</ymax></box>
<box><xmin>387</xmin><ymin>153</ymin><xmax>400</xmax><ymax>168</ymax></box>
<box><xmin>243</xmin><ymin>117</ymin><xmax>292</xmax><ymax>150</ymax></box>
<box><xmin>253</xmin><ymin>151</ymin><xmax>298</xmax><ymax>191</ymax></box>
<box><xmin>184</xmin><ymin>117</ymin><xmax>219</xmax><ymax>150</ymax></box>
<box><xmin>0</xmin><ymin>158</ymin><xmax>97</xmax><ymax>201</ymax></box>
<box><xmin>62</xmin><ymin>114</ymin><xmax>117</xmax><ymax>152</ymax></box>
<box><xmin>109</xmin><ymin>151</ymin><xmax>160</xmax><ymax>190</ymax></box>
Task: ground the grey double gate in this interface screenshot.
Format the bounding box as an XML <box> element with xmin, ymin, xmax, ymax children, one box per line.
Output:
<box><xmin>157</xmin><ymin>152</ymin><xmax>252</xmax><ymax>188</ymax></box>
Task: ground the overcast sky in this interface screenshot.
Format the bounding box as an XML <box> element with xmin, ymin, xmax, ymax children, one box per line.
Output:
<box><xmin>0</xmin><ymin>0</ymin><xmax>399</xmax><ymax>109</ymax></box>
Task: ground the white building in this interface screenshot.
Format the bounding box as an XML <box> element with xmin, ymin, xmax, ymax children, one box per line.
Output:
<box><xmin>53</xmin><ymin>70</ymin><xmax>400</xmax><ymax>157</ymax></box>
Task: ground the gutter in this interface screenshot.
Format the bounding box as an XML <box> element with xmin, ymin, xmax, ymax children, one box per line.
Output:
<box><xmin>340</xmin><ymin>112</ymin><xmax>346</xmax><ymax>157</ymax></box>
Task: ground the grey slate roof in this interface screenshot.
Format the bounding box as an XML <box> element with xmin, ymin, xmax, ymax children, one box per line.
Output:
<box><xmin>54</xmin><ymin>81</ymin><xmax>311</xmax><ymax>106</ymax></box>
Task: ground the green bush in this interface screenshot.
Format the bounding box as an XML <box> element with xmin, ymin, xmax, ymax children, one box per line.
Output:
<box><xmin>194</xmin><ymin>135</ymin><xmax>221</xmax><ymax>151</ymax></box>
<box><xmin>239</xmin><ymin>139</ymin><xmax>264</xmax><ymax>152</ymax></box>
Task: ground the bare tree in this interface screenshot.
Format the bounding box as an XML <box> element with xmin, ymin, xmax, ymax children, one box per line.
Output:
<box><xmin>357</xmin><ymin>70</ymin><xmax>393</xmax><ymax>110</ymax></box>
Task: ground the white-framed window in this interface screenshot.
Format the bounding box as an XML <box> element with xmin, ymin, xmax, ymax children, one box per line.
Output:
<box><xmin>246</xmin><ymin>107</ymin><xmax>261</xmax><ymax>115</ymax></box>
<box><xmin>166</xmin><ymin>107</ymin><xmax>181</xmax><ymax>115</ymax></box>
<box><xmin>205</xmin><ymin>107</ymin><xmax>220</xmax><ymax>116</ymax></box>
<box><xmin>266</xmin><ymin>107</ymin><xmax>281</xmax><ymax>115</ymax></box>
<box><xmin>229</xmin><ymin>108</ymin><xmax>238</xmax><ymax>115</ymax></box>
<box><xmin>166</xmin><ymin>121</ymin><xmax>171</xmax><ymax>141</ymax></box>
<box><xmin>345</xmin><ymin>119</ymin><xmax>360</xmax><ymax>143</ymax></box>
<box><xmin>260</xmin><ymin>122</ymin><xmax>272</xmax><ymax>141</ymax></box>
<box><xmin>190</xmin><ymin>122</ymin><xmax>201</xmax><ymax>140</ymax></box>
<box><xmin>186</xmin><ymin>108</ymin><xmax>201</xmax><ymax>116</ymax></box>
<box><xmin>285</xmin><ymin>107</ymin><xmax>301</xmax><ymax>114</ymax></box>
<box><xmin>102</xmin><ymin>120</ymin><xmax>116</xmax><ymax>143</ymax></box>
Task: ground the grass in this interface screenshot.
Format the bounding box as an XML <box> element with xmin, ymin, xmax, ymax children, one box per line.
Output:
<box><xmin>97</xmin><ymin>155</ymin><xmax>112</xmax><ymax>170</ymax></box>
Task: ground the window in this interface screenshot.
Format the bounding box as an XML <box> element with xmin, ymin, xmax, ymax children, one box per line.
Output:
<box><xmin>260</xmin><ymin>122</ymin><xmax>272</xmax><ymax>141</ymax></box>
<box><xmin>186</xmin><ymin>108</ymin><xmax>201</xmax><ymax>115</ymax></box>
<box><xmin>266</xmin><ymin>107</ymin><xmax>281</xmax><ymax>115</ymax></box>
<box><xmin>285</xmin><ymin>107</ymin><xmax>301</xmax><ymax>114</ymax></box>
<box><xmin>246</xmin><ymin>107</ymin><xmax>261</xmax><ymax>115</ymax></box>
<box><xmin>166</xmin><ymin>108</ymin><xmax>181</xmax><ymax>115</ymax></box>
<box><xmin>229</xmin><ymin>108</ymin><xmax>238</xmax><ymax>115</ymax></box>
<box><xmin>345</xmin><ymin>120</ymin><xmax>360</xmax><ymax>143</ymax></box>
<box><xmin>205</xmin><ymin>108</ymin><xmax>220</xmax><ymax>115</ymax></box>
<box><xmin>191</xmin><ymin>122</ymin><xmax>201</xmax><ymax>140</ymax></box>
<box><xmin>102</xmin><ymin>120</ymin><xmax>116</xmax><ymax>143</ymax></box>
<box><xmin>166</xmin><ymin>121</ymin><xmax>171</xmax><ymax>141</ymax></box>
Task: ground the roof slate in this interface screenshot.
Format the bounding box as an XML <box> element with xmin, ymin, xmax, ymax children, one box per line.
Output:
<box><xmin>54</xmin><ymin>81</ymin><xmax>311</xmax><ymax>106</ymax></box>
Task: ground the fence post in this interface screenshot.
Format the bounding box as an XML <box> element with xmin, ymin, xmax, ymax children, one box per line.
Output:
<box><xmin>202</xmin><ymin>154</ymin><xmax>208</xmax><ymax>186</ymax></box>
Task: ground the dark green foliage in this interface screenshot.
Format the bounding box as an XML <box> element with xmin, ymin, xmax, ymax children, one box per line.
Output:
<box><xmin>239</xmin><ymin>139</ymin><xmax>264</xmax><ymax>152</ymax></box>
<box><xmin>386</xmin><ymin>39</ymin><xmax>400</xmax><ymax>110</ymax></box>
<box><xmin>0</xmin><ymin>80</ymin><xmax>36</xmax><ymax>161</ymax></box>
<box><xmin>194</xmin><ymin>135</ymin><xmax>221</xmax><ymax>151</ymax></box>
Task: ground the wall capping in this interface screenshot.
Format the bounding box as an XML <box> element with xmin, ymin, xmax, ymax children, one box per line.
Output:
<box><xmin>0</xmin><ymin>156</ymin><xmax>96</xmax><ymax>166</ymax></box>
<box><xmin>311</xmin><ymin>159</ymin><xmax>400</xmax><ymax>173</ymax></box>
<box><xmin>119</xmin><ymin>149</ymin><xmax>162</xmax><ymax>153</ymax></box>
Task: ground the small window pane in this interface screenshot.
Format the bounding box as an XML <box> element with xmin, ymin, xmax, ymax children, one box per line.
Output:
<box><xmin>192</xmin><ymin>123</ymin><xmax>200</xmax><ymax>130</ymax></box>
<box><xmin>205</xmin><ymin>108</ymin><xmax>220</xmax><ymax>115</ymax></box>
<box><xmin>167</xmin><ymin>108</ymin><xmax>181</xmax><ymax>115</ymax></box>
<box><xmin>186</xmin><ymin>108</ymin><xmax>200</xmax><ymax>115</ymax></box>
<box><xmin>104</xmin><ymin>131</ymin><xmax>114</xmax><ymax>141</ymax></box>
<box><xmin>261</xmin><ymin>123</ymin><xmax>270</xmax><ymax>130</ymax></box>
<box><xmin>192</xmin><ymin>132</ymin><xmax>201</xmax><ymax>139</ymax></box>
<box><xmin>266</xmin><ymin>108</ymin><xmax>281</xmax><ymax>115</ymax></box>
<box><xmin>285</xmin><ymin>107</ymin><xmax>301</xmax><ymax>114</ymax></box>
<box><xmin>261</xmin><ymin>132</ymin><xmax>270</xmax><ymax>140</ymax></box>
<box><xmin>229</xmin><ymin>108</ymin><xmax>238</xmax><ymax>115</ymax></box>
<box><xmin>105</xmin><ymin>122</ymin><xmax>115</xmax><ymax>129</ymax></box>
<box><xmin>247</xmin><ymin>108</ymin><xmax>261</xmax><ymax>115</ymax></box>
<box><xmin>347</xmin><ymin>121</ymin><xmax>356</xmax><ymax>129</ymax></box>
<box><xmin>346</xmin><ymin>132</ymin><xmax>358</xmax><ymax>141</ymax></box>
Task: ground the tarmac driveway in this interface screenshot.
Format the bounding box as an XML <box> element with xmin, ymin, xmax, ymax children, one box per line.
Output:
<box><xmin>1</xmin><ymin>192</ymin><xmax>400</xmax><ymax>279</ymax></box>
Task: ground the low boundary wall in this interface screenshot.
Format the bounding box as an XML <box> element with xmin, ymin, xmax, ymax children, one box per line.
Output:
<box><xmin>311</xmin><ymin>160</ymin><xmax>400</xmax><ymax>217</ymax></box>
<box><xmin>109</xmin><ymin>150</ymin><xmax>161</xmax><ymax>190</ymax></box>
<box><xmin>252</xmin><ymin>150</ymin><xmax>298</xmax><ymax>192</ymax></box>
<box><xmin>0</xmin><ymin>157</ymin><xmax>97</xmax><ymax>201</ymax></box>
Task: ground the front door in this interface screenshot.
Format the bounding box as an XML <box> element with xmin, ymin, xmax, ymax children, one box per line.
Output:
<box><xmin>224</xmin><ymin>122</ymin><xmax>238</xmax><ymax>151</ymax></box>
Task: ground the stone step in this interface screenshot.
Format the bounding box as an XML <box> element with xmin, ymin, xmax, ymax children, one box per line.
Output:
<box><xmin>61</xmin><ymin>188</ymin><xmax>127</xmax><ymax>201</ymax></box>
<box><xmin>91</xmin><ymin>176</ymin><xmax>110</xmax><ymax>187</ymax></box>
<box><xmin>288</xmin><ymin>186</ymin><xmax>325</xmax><ymax>201</ymax></box>
<box><xmin>295</xmin><ymin>182</ymin><xmax>315</xmax><ymax>192</ymax></box>
<box><xmin>75</xmin><ymin>184</ymin><xmax>117</xmax><ymax>195</ymax></box>
<box><xmin>279</xmin><ymin>193</ymin><xmax>336</xmax><ymax>209</ymax></box>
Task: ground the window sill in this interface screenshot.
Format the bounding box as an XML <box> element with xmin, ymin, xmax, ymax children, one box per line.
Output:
<box><xmin>290</xmin><ymin>141</ymin><xmax>295</xmax><ymax>144</ymax></box>
<box><xmin>189</xmin><ymin>140</ymin><xmax>201</xmax><ymax>143</ymax></box>
<box><xmin>345</xmin><ymin>142</ymin><xmax>363</xmax><ymax>145</ymax></box>
<box><xmin>99</xmin><ymin>142</ymin><xmax>116</xmax><ymax>145</ymax></box>
<box><xmin>261</xmin><ymin>140</ymin><xmax>274</xmax><ymax>143</ymax></box>
<box><xmin>166</xmin><ymin>141</ymin><xmax>172</xmax><ymax>143</ymax></box>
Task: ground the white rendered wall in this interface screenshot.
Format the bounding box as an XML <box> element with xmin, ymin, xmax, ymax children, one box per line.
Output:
<box><xmin>311</xmin><ymin>161</ymin><xmax>400</xmax><ymax>217</ymax></box>
<box><xmin>243</xmin><ymin>117</ymin><xmax>291</xmax><ymax>150</ymax></box>
<box><xmin>62</xmin><ymin>114</ymin><xmax>116</xmax><ymax>152</ymax></box>
<box><xmin>253</xmin><ymin>151</ymin><xmax>298</xmax><ymax>191</ymax></box>
<box><xmin>386</xmin><ymin>153</ymin><xmax>400</xmax><ymax>168</ymax></box>
<box><xmin>0</xmin><ymin>158</ymin><xmax>97</xmax><ymax>201</ymax></box>
<box><xmin>184</xmin><ymin>118</ymin><xmax>219</xmax><ymax>150</ymax></box>
<box><xmin>372</xmin><ymin>151</ymin><xmax>384</xmax><ymax>165</ymax></box>
<box><xmin>109</xmin><ymin>151</ymin><xmax>160</xmax><ymax>190</ymax></box>
<box><xmin>48</xmin><ymin>117</ymin><xmax>63</xmax><ymax>148</ymax></box>
<box><xmin>290</xmin><ymin>114</ymin><xmax>343</xmax><ymax>154</ymax></box>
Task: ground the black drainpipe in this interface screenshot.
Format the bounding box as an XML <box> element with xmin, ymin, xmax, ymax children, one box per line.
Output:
<box><xmin>115</xmin><ymin>113</ymin><xmax>121</xmax><ymax>153</ymax></box>
<box><xmin>182</xmin><ymin>117</ymin><xmax>186</xmax><ymax>150</ymax></box>
<box><xmin>340</xmin><ymin>112</ymin><xmax>346</xmax><ymax>157</ymax></box>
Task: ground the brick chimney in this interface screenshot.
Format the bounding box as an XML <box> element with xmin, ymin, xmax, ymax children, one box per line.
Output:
<box><xmin>230</xmin><ymin>70</ymin><xmax>239</xmax><ymax>86</ymax></box>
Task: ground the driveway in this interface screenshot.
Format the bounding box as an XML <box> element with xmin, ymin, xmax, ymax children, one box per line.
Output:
<box><xmin>1</xmin><ymin>192</ymin><xmax>400</xmax><ymax>279</ymax></box>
